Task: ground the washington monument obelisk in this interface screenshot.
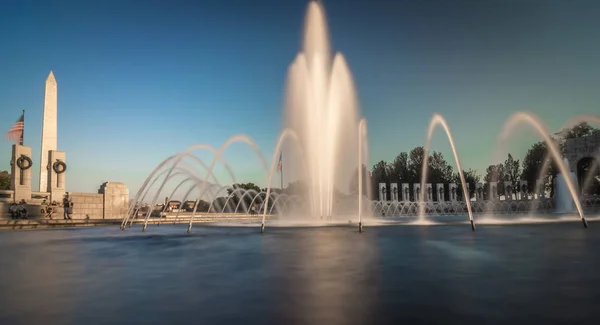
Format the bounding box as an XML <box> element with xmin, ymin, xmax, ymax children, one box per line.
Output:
<box><xmin>39</xmin><ymin>71</ymin><xmax>58</xmax><ymax>192</ymax></box>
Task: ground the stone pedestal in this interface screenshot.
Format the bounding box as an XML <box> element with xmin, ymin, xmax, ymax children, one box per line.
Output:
<box><xmin>378</xmin><ymin>183</ymin><xmax>387</xmax><ymax>201</ymax></box>
<box><xmin>489</xmin><ymin>182</ymin><xmax>498</xmax><ymax>200</ymax></box>
<box><xmin>449</xmin><ymin>183</ymin><xmax>457</xmax><ymax>202</ymax></box>
<box><xmin>475</xmin><ymin>183</ymin><xmax>484</xmax><ymax>201</ymax></box>
<box><xmin>412</xmin><ymin>183</ymin><xmax>421</xmax><ymax>201</ymax></box>
<box><xmin>10</xmin><ymin>145</ymin><xmax>32</xmax><ymax>203</ymax></box>
<box><xmin>536</xmin><ymin>179</ymin><xmax>545</xmax><ymax>199</ymax></box>
<box><xmin>436</xmin><ymin>183</ymin><xmax>445</xmax><ymax>201</ymax></box>
<box><xmin>390</xmin><ymin>183</ymin><xmax>399</xmax><ymax>202</ymax></box>
<box><xmin>48</xmin><ymin>150</ymin><xmax>66</xmax><ymax>202</ymax></box>
<box><xmin>520</xmin><ymin>180</ymin><xmax>528</xmax><ymax>200</ymax></box>
<box><xmin>401</xmin><ymin>183</ymin><xmax>409</xmax><ymax>201</ymax></box>
<box><xmin>99</xmin><ymin>182</ymin><xmax>129</xmax><ymax>219</ymax></box>
<box><xmin>504</xmin><ymin>181</ymin><xmax>513</xmax><ymax>200</ymax></box>
<box><xmin>425</xmin><ymin>183</ymin><xmax>432</xmax><ymax>201</ymax></box>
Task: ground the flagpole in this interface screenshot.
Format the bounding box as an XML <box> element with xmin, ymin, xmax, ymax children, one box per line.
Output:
<box><xmin>280</xmin><ymin>151</ymin><xmax>284</xmax><ymax>190</ymax></box>
<box><xmin>20</xmin><ymin>109</ymin><xmax>24</xmax><ymax>146</ymax></box>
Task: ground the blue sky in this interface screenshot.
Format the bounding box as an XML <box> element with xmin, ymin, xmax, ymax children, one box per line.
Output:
<box><xmin>1</xmin><ymin>0</ymin><xmax>599</xmax><ymax>196</ymax></box>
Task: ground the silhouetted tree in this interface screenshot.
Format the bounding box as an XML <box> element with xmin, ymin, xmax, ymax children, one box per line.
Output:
<box><xmin>483</xmin><ymin>164</ymin><xmax>505</xmax><ymax>198</ymax></box>
<box><xmin>521</xmin><ymin>141</ymin><xmax>558</xmax><ymax>195</ymax></box>
<box><xmin>454</xmin><ymin>169</ymin><xmax>480</xmax><ymax>200</ymax></box>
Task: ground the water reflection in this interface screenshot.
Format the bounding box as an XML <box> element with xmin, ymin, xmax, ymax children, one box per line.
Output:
<box><xmin>0</xmin><ymin>224</ymin><xmax>599</xmax><ymax>324</ymax></box>
<box><xmin>0</xmin><ymin>230</ymin><xmax>84</xmax><ymax>324</ymax></box>
<box><xmin>262</xmin><ymin>227</ymin><xmax>380</xmax><ymax>325</ymax></box>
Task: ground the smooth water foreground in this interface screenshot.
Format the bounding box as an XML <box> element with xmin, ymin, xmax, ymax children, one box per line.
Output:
<box><xmin>1</xmin><ymin>222</ymin><xmax>600</xmax><ymax>324</ymax></box>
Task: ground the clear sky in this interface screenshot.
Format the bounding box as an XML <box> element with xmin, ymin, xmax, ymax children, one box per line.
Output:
<box><xmin>1</xmin><ymin>0</ymin><xmax>599</xmax><ymax>197</ymax></box>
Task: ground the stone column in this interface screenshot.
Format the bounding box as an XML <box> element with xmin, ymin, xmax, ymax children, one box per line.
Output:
<box><xmin>10</xmin><ymin>145</ymin><xmax>33</xmax><ymax>202</ymax></box>
<box><xmin>425</xmin><ymin>183</ymin><xmax>432</xmax><ymax>201</ymax></box>
<box><xmin>536</xmin><ymin>179</ymin><xmax>545</xmax><ymax>199</ymax></box>
<box><xmin>504</xmin><ymin>181</ymin><xmax>513</xmax><ymax>200</ymax></box>
<box><xmin>412</xmin><ymin>183</ymin><xmax>421</xmax><ymax>201</ymax></box>
<box><xmin>401</xmin><ymin>183</ymin><xmax>409</xmax><ymax>201</ymax></box>
<box><xmin>390</xmin><ymin>183</ymin><xmax>398</xmax><ymax>202</ymax></box>
<box><xmin>378</xmin><ymin>183</ymin><xmax>387</xmax><ymax>201</ymax></box>
<box><xmin>489</xmin><ymin>182</ymin><xmax>498</xmax><ymax>200</ymax></box>
<box><xmin>520</xmin><ymin>180</ymin><xmax>528</xmax><ymax>200</ymax></box>
<box><xmin>475</xmin><ymin>183</ymin><xmax>484</xmax><ymax>201</ymax></box>
<box><xmin>48</xmin><ymin>150</ymin><xmax>66</xmax><ymax>202</ymax></box>
<box><xmin>436</xmin><ymin>183</ymin><xmax>445</xmax><ymax>201</ymax></box>
<box><xmin>449</xmin><ymin>183</ymin><xmax>457</xmax><ymax>202</ymax></box>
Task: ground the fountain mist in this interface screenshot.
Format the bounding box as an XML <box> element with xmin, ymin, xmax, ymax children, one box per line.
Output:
<box><xmin>282</xmin><ymin>1</ymin><xmax>363</xmax><ymax>220</ymax></box>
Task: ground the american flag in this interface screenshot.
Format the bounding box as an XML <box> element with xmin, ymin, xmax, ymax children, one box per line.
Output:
<box><xmin>277</xmin><ymin>152</ymin><xmax>282</xmax><ymax>173</ymax></box>
<box><xmin>4</xmin><ymin>112</ymin><xmax>24</xmax><ymax>145</ymax></box>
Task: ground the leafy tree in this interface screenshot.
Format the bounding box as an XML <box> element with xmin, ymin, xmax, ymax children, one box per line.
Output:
<box><xmin>454</xmin><ymin>169</ymin><xmax>480</xmax><ymax>200</ymax></box>
<box><xmin>483</xmin><ymin>164</ymin><xmax>505</xmax><ymax>198</ymax></box>
<box><xmin>227</xmin><ymin>182</ymin><xmax>261</xmax><ymax>195</ymax></box>
<box><xmin>408</xmin><ymin>147</ymin><xmax>426</xmax><ymax>182</ymax></box>
<box><xmin>0</xmin><ymin>171</ymin><xmax>10</xmax><ymax>190</ymax></box>
<box><xmin>503</xmin><ymin>154</ymin><xmax>521</xmax><ymax>199</ymax></box>
<box><xmin>520</xmin><ymin>141</ymin><xmax>559</xmax><ymax>195</ymax></box>
<box><xmin>562</xmin><ymin>122</ymin><xmax>598</xmax><ymax>139</ymax></box>
<box><xmin>371</xmin><ymin>160</ymin><xmax>389</xmax><ymax>199</ymax></box>
<box><xmin>428</xmin><ymin>151</ymin><xmax>454</xmax><ymax>184</ymax></box>
<box><xmin>197</xmin><ymin>200</ymin><xmax>210</xmax><ymax>212</ymax></box>
<box><xmin>577</xmin><ymin>158</ymin><xmax>600</xmax><ymax>195</ymax></box>
<box><xmin>389</xmin><ymin>152</ymin><xmax>410</xmax><ymax>184</ymax></box>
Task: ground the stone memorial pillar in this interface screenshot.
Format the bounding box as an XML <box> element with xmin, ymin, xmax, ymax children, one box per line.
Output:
<box><xmin>436</xmin><ymin>184</ymin><xmax>445</xmax><ymax>201</ymax></box>
<box><xmin>504</xmin><ymin>181</ymin><xmax>513</xmax><ymax>200</ymax></box>
<box><xmin>48</xmin><ymin>150</ymin><xmax>67</xmax><ymax>202</ymax></box>
<box><xmin>425</xmin><ymin>183</ymin><xmax>432</xmax><ymax>201</ymax></box>
<box><xmin>401</xmin><ymin>183</ymin><xmax>409</xmax><ymax>201</ymax></box>
<box><xmin>390</xmin><ymin>183</ymin><xmax>399</xmax><ymax>202</ymax></box>
<box><xmin>475</xmin><ymin>183</ymin><xmax>484</xmax><ymax>201</ymax></box>
<box><xmin>520</xmin><ymin>180</ymin><xmax>528</xmax><ymax>200</ymax></box>
<box><xmin>489</xmin><ymin>182</ymin><xmax>498</xmax><ymax>200</ymax></box>
<box><xmin>10</xmin><ymin>145</ymin><xmax>33</xmax><ymax>202</ymax></box>
<box><xmin>536</xmin><ymin>179</ymin><xmax>545</xmax><ymax>199</ymax></box>
<box><xmin>449</xmin><ymin>183</ymin><xmax>457</xmax><ymax>202</ymax></box>
<box><xmin>378</xmin><ymin>183</ymin><xmax>387</xmax><ymax>202</ymax></box>
<box><xmin>412</xmin><ymin>183</ymin><xmax>421</xmax><ymax>202</ymax></box>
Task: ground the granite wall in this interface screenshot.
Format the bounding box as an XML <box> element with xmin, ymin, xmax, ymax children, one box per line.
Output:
<box><xmin>0</xmin><ymin>182</ymin><xmax>129</xmax><ymax>220</ymax></box>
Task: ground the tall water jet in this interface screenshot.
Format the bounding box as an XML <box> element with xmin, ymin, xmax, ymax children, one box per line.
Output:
<box><xmin>419</xmin><ymin>114</ymin><xmax>475</xmax><ymax>231</ymax></box>
<box><xmin>554</xmin><ymin>158</ymin><xmax>578</xmax><ymax>214</ymax></box>
<box><xmin>497</xmin><ymin>112</ymin><xmax>587</xmax><ymax>228</ymax></box>
<box><xmin>358</xmin><ymin>118</ymin><xmax>368</xmax><ymax>233</ymax></box>
<box><xmin>282</xmin><ymin>0</ymin><xmax>363</xmax><ymax>220</ymax></box>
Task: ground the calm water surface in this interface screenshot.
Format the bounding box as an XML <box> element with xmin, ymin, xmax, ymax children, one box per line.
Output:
<box><xmin>0</xmin><ymin>222</ymin><xmax>599</xmax><ymax>324</ymax></box>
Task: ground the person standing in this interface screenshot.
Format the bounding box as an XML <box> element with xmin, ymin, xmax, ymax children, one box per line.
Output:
<box><xmin>63</xmin><ymin>194</ymin><xmax>72</xmax><ymax>220</ymax></box>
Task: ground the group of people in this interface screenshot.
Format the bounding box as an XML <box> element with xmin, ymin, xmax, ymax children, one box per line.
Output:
<box><xmin>5</xmin><ymin>195</ymin><xmax>74</xmax><ymax>220</ymax></box>
<box><xmin>40</xmin><ymin>195</ymin><xmax>73</xmax><ymax>220</ymax></box>
<box><xmin>8</xmin><ymin>199</ymin><xmax>29</xmax><ymax>220</ymax></box>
